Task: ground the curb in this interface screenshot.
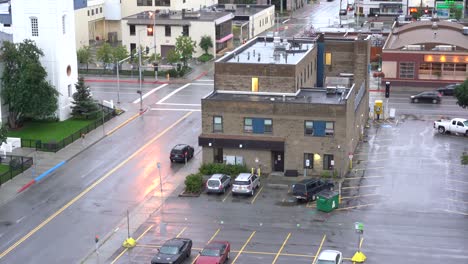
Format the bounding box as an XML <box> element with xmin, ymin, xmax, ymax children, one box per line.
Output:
<box><xmin>17</xmin><ymin>160</ymin><xmax>67</xmax><ymax>193</ymax></box>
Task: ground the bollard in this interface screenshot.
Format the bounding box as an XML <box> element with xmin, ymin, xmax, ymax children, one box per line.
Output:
<box><xmin>166</xmin><ymin>73</ymin><xmax>170</xmax><ymax>81</ymax></box>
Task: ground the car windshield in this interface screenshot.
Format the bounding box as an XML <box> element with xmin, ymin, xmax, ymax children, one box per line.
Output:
<box><xmin>293</xmin><ymin>184</ymin><xmax>306</xmax><ymax>192</ymax></box>
<box><xmin>463</xmin><ymin>121</ymin><xmax>468</xmax><ymax>127</ymax></box>
<box><xmin>234</xmin><ymin>180</ymin><xmax>249</xmax><ymax>185</ymax></box>
<box><xmin>160</xmin><ymin>246</ymin><xmax>179</xmax><ymax>255</ymax></box>
<box><xmin>316</xmin><ymin>260</ymin><xmax>335</xmax><ymax>264</ymax></box>
<box><xmin>200</xmin><ymin>248</ymin><xmax>221</xmax><ymax>256</ymax></box>
<box><xmin>207</xmin><ymin>180</ymin><xmax>220</xmax><ymax>187</ymax></box>
<box><xmin>172</xmin><ymin>149</ymin><xmax>183</xmax><ymax>154</ymax></box>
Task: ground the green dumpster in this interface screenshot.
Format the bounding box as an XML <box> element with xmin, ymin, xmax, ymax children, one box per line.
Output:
<box><xmin>316</xmin><ymin>190</ymin><xmax>339</xmax><ymax>212</ymax></box>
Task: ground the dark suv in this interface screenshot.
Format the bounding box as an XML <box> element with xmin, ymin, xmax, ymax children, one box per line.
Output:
<box><xmin>170</xmin><ymin>144</ymin><xmax>194</xmax><ymax>163</ymax></box>
<box><xmin>292</xmin><ymin>179</ymin><xmax>334</xmax><ymax>202</ymax></box>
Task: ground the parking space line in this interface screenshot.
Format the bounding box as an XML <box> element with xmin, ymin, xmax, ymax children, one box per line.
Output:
<box><xmin>231</xmin><ymin>231</ymin><xmax>256</xmax><ymax>264</ymax></box>
<box><xmin>337</xmin><ymin>203</ymin><xmax>376</xmax><ymax>211</ymax></box>
<box><xmin>176</xmin><ymin>227</ymin><xmax>188</xmax><ymax>238</ymax></box>
<box><xmin>111</xmin><ymin>224</ymin><xmax>154</xmax><ymax>264</ymax></box>
<box><xmin>444</xmin><ymin>209</ymin><xmax>468</xmax><ymax>216</ymax></box>
<box><xmin>242</xmin><ymin>250</ymin><xmax>276</xmax><ymax>255</ymax></box>
<box><xmin>272</xmin><ymin>233</ymin><xmax>291</xmax><ymax>264</ymax></box>
<box><xmin>341</xmin><ymin>193</ymin><xmax>379</xmax><ymax>199</ymax></box>
<box><xmin>344</xmin><ymin>176</ymin><xmax>383</xmax><ymax>180</ymax></box>
<box><xmin>192</xmin><ymin>229</ymin><xmax>221</xmax><ymax>264</ymax></box>
<box><xmin>447</xmin><ymin>179</ymin><xmax>468</xmax><ymax>184</ymax></box>
<box><xmin>446</xmin><ymin>188</ymin><xmax>468</xmax><ymax>194</ymax></box>
<box><xmin>312</xmin><ymin>234</ymin><xmax>326</xmax><ymax>264</ymax></box>
<box><xmin>342</xmin><ymin>185</ymin><xmax>380</xmax><ymax>190</ymax></box>
<box><xmin>306</xmin><ymin>202</ymin><xmax>316</xmax><ymax>208</ymax></box>
<box><xmin>446</xmin><ymin>198</ymin><xmax>468</xmax><ymax>203</ymax></box>
<box><xmin>222</xmin><ymin>190</ymin><xmax>231</xmax><ymax>202</ymax></box>
<box><xmin>251</xmin><ymin>186</ymin><xmax>264</xmax><ymax>204</ymax></box>
<box><xmin>282</xmin><ymin>253</ymin><xmax>315</xmax><ymax>257</ymax></box>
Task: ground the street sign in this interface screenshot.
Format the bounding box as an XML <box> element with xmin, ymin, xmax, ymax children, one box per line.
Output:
<box><xmin>354</xmin><ymin>222</ymin><xmax>364</xmax><ymax>233</ymax></box>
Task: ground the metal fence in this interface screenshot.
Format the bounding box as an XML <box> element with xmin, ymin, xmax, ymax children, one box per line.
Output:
<box><xmin>21</xmin><ymin>105</ymin><xmax>116</xmax><ymax>153</ymax></box>
<box><xmin>0</xmin><ymin>155</ymin><xmax>33</xmax><ymax>186</ymax></box>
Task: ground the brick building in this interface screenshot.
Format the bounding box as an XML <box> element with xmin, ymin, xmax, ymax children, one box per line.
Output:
<box><xmin>198</xmin><ymin>35</ymin><xmax>370</xmax><ymax>176</ymax></box>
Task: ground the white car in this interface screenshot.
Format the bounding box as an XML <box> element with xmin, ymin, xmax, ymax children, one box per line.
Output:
<box><xmin>434</xmin><ymin>118</ymin><xmax>468</xmax><ymax>136</ymax></box>
<box><xmin>316</xmin><ymin>250</ymin><xmax>342</xmax><ymax>264</ymax></box>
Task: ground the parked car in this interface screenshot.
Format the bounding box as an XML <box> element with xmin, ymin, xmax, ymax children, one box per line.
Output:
<box><xmin>206</xmin><ymin>174</ymin><xmax>231</xmax><ymax>194</ymax></box>
<box><xmin>436</xmin><ymin>83</ymin><xmax>460</xmax><ymax>96</ymax></box>
<box><xmin>316</xmin><ymin>249</ymin><xmax>343</xmax><ymax>264</ymax></box>
<box><xmin>410</xmin><ymin>91</ymin><xmax>441</xmax><ymax>104</ymax></box>
<box><xmin>232</xmin><ymin>173</ymin><xmax>260</xmax><ymax>196</ymax></box>
<box><xmin>151</xmin><ymin>238</ymin><xmax>192</xmax><ymax>264</ymax></box>
<box><xmin>434</xmin><ymin>118</ymin><xmax>468</xmax><ymax>136</ymax></box>
<box><xmin>195</xmin><ymin>241</ymin><xmax>230</xmax><ymax>264</ymax></box>
<box><xmin>292</xmin><ymin>179</ymin><xmax>334</xmax><ymax>202</ymax></box>
<box><xmin>170</xmin><ymin>144</ymin><xmax>194</xmax><ymax>163</ymax></box>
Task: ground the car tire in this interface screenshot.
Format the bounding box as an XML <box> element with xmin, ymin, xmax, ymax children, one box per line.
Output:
<box><xmin>438</xmin><ymin>126</ymin><xmax>446</xmax><ymax>134</ymax></box>
<box><xmin>251</xmin><ymin>190</ymin><xmax>254</xmax><ymax>196</ymax></box>
<box><xmin>414</xmin><ymin>98</ymin><xmax>419</xmax><ymax>103</ymax></box>
<box><xmin>465</xmin><ymin>130</ymin><xmax>468</xmax><ymax>137</ymax></box>
<box><xmin>432</xmin><ymin>99</ymin><xmax>438</xmax><ymax>104</ymax></box>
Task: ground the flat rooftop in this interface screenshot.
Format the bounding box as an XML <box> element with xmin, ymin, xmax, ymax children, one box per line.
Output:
<box><xmin>205</xmin><ymin>89</ymin><xmax>348</xmax><ymax>105</ymax></box>
<box><xmin>216</xmin><ymin>4</ymin><xmax>273</xmax><ymax>17</ymax></box>
<box><xmin>221</xmin><ymin>37</ymin><xmax>315</xmax><ymax>65</ymax></box>
<box><xmin>125</xmin><ymin>10</ymin><xmax>234</xmax><ymax>25</ymax></box>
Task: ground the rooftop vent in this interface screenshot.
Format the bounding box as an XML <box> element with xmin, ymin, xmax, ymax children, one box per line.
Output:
<box><xmin>463</xmin><ymin>27</ymin><xmax>468</xmax><ymax>35</ymax></box>
<box><xmin>225</xmin><ymin>4</ymin><xmax>237</xmax><ymax>11</ymax></box>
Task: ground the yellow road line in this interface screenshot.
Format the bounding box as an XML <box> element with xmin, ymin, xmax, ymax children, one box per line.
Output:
<box><xmin>272</xmin><ymin>233</ymin><xmax>291</xmax><ymax>264</ymax></box>
<box><xmin>111</xmin><ymin>224</ymin><xmax>154</xmax><ymax>263</ymax></box>
<box><xmin>342</xmin><ymin>185</ymin><xmax>380</xmax><ymax>190</ymax></box>
<box><xmin>243</xmin><ymin>250</ymin><xmax>276</xmax><ymax>255</ymax></box>
<box><xmin>106</xmin><ymin>112</ymin><xmax>141</xmax><ymax>136</ymax></box>
<box><xmin>192</xmin><ymin>229</ymin><xmax>221</xmax><ymax>264</ymax></box>
<box><xmin>341</xmin><ymin>193</ymin><xmax>379</xmax><ymax>199</ymax></box>
<box><xmin>222</xmin><ymin>190</ymin><xmax>231</xmax><ymax>202</ymax></box>
<box><xmin>337</xmin><ymin>203</ymin><xmax>376</xmax><ymax>211</ymax></box>
<box><xmin>176</xmin><ymin>227</ymin><xmax>188</xmax><ymax>238</ymax></box>
<box><xmin>282</xmin><ymin>253</ymin><xmax>315</xmax><ymax>257</ymax></box>
<box><xmin>251</xmin><ymin>186</ymin><xmax>264</xmax><ymax>204</ymax></box>
<box><xmin>359</xmin><ymin>237</ymin><xmax>364</xmax><ymax>249</ymax></box>
<box><xmin>231</xmin><ymin>231</ymin><xmax>256</xmax><ymax>264</ymax></box>
<box><xmin>0</xmin><ymin>112</ymin><xmax>193</xmax><ymax>260</ymax></box>
<box><xmin>312</xmin><ymin>234</ymin><xmax>326</xmax><ymax>264</ymax></box>
<box><xmin>344</xmin><ymin>176</ymin><xmax>384</xmax><ymax>180</ymax></box>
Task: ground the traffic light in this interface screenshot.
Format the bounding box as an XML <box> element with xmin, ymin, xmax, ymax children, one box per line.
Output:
<box><xmin>385</xmin><ymin>82</ymin><xmax>390</xmax><ymax>98</ymax></box>
<box><xmin>145</xmin><ymin>46</ymin><xmax>150</xmax><ymax>55</ymax></box>
<box><xmin>95</xmin><ymin>235</ymin><xmax>99</xmax><ymax>243</ymax></box>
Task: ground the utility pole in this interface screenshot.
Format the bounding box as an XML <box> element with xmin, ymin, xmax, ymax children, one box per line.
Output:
<box><xmin>152</xmin><ymin>10</ymin><xmax>158</xmax><ymax>80</ymax></box>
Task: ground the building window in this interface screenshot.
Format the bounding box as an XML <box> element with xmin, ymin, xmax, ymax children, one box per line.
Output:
<box><xmin>265</xmin><ymin>17</ymin><xmax>268</xmax><ymax>23</ymax></box>
<box><xmin>137</xmin><ymin>0</ymin><xmax>153</xmax><ymax>6</ymax></box>
<box><xmin>62</xmin><ymin>15</ymin><xmax>66</xmax><ymax>34</ymax></box>
<box><xmin>68</xmin><ymin>84</ymin><xmax>72</xmax><ymax>97</ymax></box>
<box><xmin>252</xmin><ymin>77</ymin><xmax>259</xmax><ymax>92</ymax></box>
<box><xmin>244</xmin><ymin>118</ymin><xmax>253</xmax><ymax>133</ymax></box>
<box><xmin>264</xmin><ymin>119</ymin><xmax>272</xmax><ymax>133</ymax></box>
<box><xmin>325</xmin><ymin>122</ymin><xmax>334</xmax><ymax>136</ymax></box>
<box><xmin>182</xmin><ymin>25</ymin><xmax>189</xmax><ymax>36</ymax></box>
<box><xmin>325</xmin><ymin>52</ymin><xmax>332</xmax><ymax>65</ymax></box>
<box><xmin>399</xmin><ymin>62</ymin><xmax>415</xmax><ymax>79</ymax></box>
<box><xmin>87</xmin><ymin>10</ymin><xmax>90</xmax><ymax>16</ymax></box>
<box><xmin>214</xmin><ymin>148</ymin><xmax>223</xmax><ymax>163</ymax></box>
<box><xmin>323</xmin><ymin>154</ymin><xmax>334</xmax><ymax>170</ymax></box>
<box><xmin>129</xmin><ymin>25</ymin><xmax>136</xmax><ymax>36</ymax></box>
<box><xmin>30</xmin><ymin>17</ymin><xmax>39</xmax><ymax>36</ymax></box>
<box><xmin>305</xmin><ymin>121</ymin><xmax>314</xmax><ymax>135</ymax></box>
<box><xmin>165</xmin><ymin>25</ymin><xmax>171</xmax><ymax>36</ymax></box>
<box><xmin>147</xmin><ymin>25</ymin><xmax>153</xmax><ymax>36</ymax></box>
<box><xmin>91</xmin><ymin>9</ymin><xmax>94</xmax><ymax>15</ymax></box>
<box><xmin>213</xmin><ymin>116</ymin><xmax>223</xmax><ymax>132</ymax></box>
<box><xmin>155</xmin><ymin>0</ymin><xmax>171</xmax><ymax>6</ymax></box>
<box><xmin>304</xmin><ymin>153</ymin><xmax>313</xmax><ymax>169</ymax></box>
<box><xmin>100</xmin><ymin>7</ymin><xmax>102</xmax><ymax>13</ymax></box>
<box><xmin>95</xmin><ymin>8</ymin><xmax>98</xmax><ymax>14</ymax></box>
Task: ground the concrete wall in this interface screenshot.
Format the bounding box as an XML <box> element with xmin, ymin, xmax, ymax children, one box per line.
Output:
<box><xmin>121</xmin><ymin>0</ymin><xmax>218</xmax><ymax>18</ymax></box>
<box><xmin>250</xmin><ymin>5</ymin><xmax>275</xmax><ymax>38</ymax></box>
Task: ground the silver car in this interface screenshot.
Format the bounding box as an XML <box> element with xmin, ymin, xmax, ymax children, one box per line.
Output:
<box><xmin>316</xmin><ymin>249</ymin><xmax>342</xmax><ymax>264</ymax></box>
<box><xmin>206</xmin><ymin>174</ymin><xmax>231</xmax><ymax>194</ymax></box>
<box><xmin>232</xmin><ymin>173</ymin><xmax>260</xmax><ymax>196</ymax></box>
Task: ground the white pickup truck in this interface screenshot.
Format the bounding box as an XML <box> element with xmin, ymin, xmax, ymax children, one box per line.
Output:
<box><xmin>433</xmin><ymin>118</ymin><xmax>468</xmax><ymax>136</ymax></box>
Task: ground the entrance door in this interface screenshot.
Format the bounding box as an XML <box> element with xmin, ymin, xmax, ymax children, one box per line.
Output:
<box><xmin>272</xmin><ymin>151</ymin><xmax>284</xmax><ymax>172</ymax></box>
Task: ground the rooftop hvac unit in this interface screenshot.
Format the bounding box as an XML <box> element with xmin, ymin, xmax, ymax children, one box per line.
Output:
<box><xmin>433</xmin><ymin>45</ymin><xmax>453</xmax><ymax>51</ymax></box>
<box><xmin>225</xmin><ymin>4</ymin><xmax>237</xmax><ymax>11</ymax></box>
<box><xmin>405</xmin><ymin>45</ymin><xmax>423</xmax><ymax>51</ymax></box>
<box><xmin>463</xmin><ymin>27</ymin><xmax>468</xmax><ymax>35</ymax></box>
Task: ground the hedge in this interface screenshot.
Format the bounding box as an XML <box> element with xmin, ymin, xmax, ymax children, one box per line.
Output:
<box><xmin>198</xmin><ymin>163</ymin><xmax>249</xmax><ymax>176</ymax></box>
<box><xmin>184</xmin><ymin>173</ymin><xmax>203</xmax><ymax>193</ymax></box>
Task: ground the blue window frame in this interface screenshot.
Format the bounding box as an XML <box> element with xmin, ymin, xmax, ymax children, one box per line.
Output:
<box><xmin>245</xmin><ymin>118</ymin><xmax>273</xmax><ymax>134</ymax></box>
<box><xmin>305</xmin><ymin>121</ymin><xmax>333</xmax><ymax>137</ymax></box>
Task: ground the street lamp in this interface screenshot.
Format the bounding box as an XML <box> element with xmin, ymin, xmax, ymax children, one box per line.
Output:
<box><xmin>149</xmin><ymin>11</ymin><xmax>158</xmax><ymax>80</ymax></box>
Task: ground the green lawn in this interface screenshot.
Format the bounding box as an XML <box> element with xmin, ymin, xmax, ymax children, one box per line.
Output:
<box><xmin>7</xmin><ymin>118</ymin><xmax>98</xmax><ymax>142</ymax></box>
<box><xmin>0</xmin><ymin>164</ymin><xmax>9</xmax><ymax>174</ymax></box>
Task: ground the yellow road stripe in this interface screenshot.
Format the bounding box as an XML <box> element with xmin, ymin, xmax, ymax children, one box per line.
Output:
<box><xmin>360</xmin><ymin>237</ymin><xmax>364</xmax><ymax>249</ymax></box>
<box><xmin>231</xmin><ymin>231</ymin><xmax>256</xmax><ymax>264</ymax></box>
<box><xmin>337</xmin><ymin>203</ymin><xmax>376</xmax><ymax>210</ymax></box>
<box><xmin>222</xmin><ymin>190</ymin><xmax>231</xmax><ymax>202</ymax></box>
<box><xmin>192</xmin><ymin>228</ymin><xmax>221</xmax><ymax>264</ymax></box>
<box><xmin>176</xmin><ymin>227</ymin><xmax>188</xmax><ymax>238</ymax></box>
<box><xmin>341</xmin><ymin>193</ymin><xmax>379</xmax><ymax>199</ymax></box>
<box><xmin>111</xmin><ymin>224</ymin><xmax>154</xmax><ymax>264</ymax></box>
<box><xmin>342</xmin><ymin>185</ymin><xmax>380</xmax><ymax>190</ymax></box>
<box><xmin>344</xmin><ymin>176</ymin><xmax>384</xmax><ymax>180</ymax></box>
<box><xmin>0</xmin><ymin>112</ymin><xmax>193</xmax><ymax>260</ymax></box>
<box><xmin>251</xmin><ymin>186</ymin><xmax>264</xmax><ymax>204</ymax></box>
<box><xmin>272</xmin><ymin>233</ymin><xmax>291</xmax><ymax>264</ymax></box>
<box><xmin>312</xmin><ymin>234</ymin><xmax>326</xmax><ymax>264</ymax></box>
<box><xmin>106</xmin><ymin>112</ymin><xmax>141</xmax><ymax>136</ymax></box>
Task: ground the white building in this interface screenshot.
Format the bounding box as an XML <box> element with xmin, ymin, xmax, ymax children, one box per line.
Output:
<box><xmin>354</xmin><ymin>0</ymin><xmax>434</xmax><ymax>17</ymax></box>
<box><xmin>9</xmin><ymin>0</ymin><xmax>78</xmax><ymax>121</ymax></box>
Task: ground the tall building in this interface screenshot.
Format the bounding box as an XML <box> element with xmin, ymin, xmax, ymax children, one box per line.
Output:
<box><xmin>0</xmin><ymin>0</ymin><xmax>78</xmax><ymax>121</ymax></box>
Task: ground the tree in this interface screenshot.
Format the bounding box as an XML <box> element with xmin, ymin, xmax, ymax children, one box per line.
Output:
<box><xmin>0</xmin><ymin>125</ymin><xmax>8</xmax><ymax>144</ymax></box>
<box><xmin>166</xmin><ymin>49</ymin><xmax>180</xmax><ymax>65</ymax></box>
<box><xmin>199</xmin><ymin>35</ymin><xmax>213</xmax><ymax>55</ymax></box>
<box><xmin>0</xmin><ymin>40</ymin><xmax>59</xmax><ymax>128</ymax></box>
<box><xmin>175</xmin><ymin>35</ymin><xmax>196</xmax><ymax>67</ymax></box>
<box><xmin>76</xmin><ymin>46</ymin><xmax>93</xmax><ymax>71</ymax></box>
<box><xmin>454</xmin><ymin>79</ymin><xmax>468</xmax><ymax>109</ymax></box>
<box><xmin>96</xmin><ymin>42</ymin><xmax>113</xmax><ymax>71</ymax></box>
<box><xmin>148</xmin><ymin>52</ymin><xmax>161</xmax><ymax>63</ymax></box>
<box><xmin>111</xmin><ymin>45</ymin><xmax>129</xmax><ymax>70</ymax></box>
<box><xmin>71</xmin><ymin>77</ymin><xmax>99</xmax><ymax>118</ymax></box>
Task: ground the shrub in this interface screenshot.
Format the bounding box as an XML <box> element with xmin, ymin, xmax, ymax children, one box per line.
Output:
<box><xmin>167</xmin><ymin>69</ymin><xmax>179</xmax><ymax>77</ymax></box>
<box><xmin>184</xmin><ymin>173</ymin><xmax>203</xmax><ymax>193</ymax></box>
<box><xmin>321</xmin><ymin>170</ymin><xmax>330</xmax><ymax>178</ymax></box>
<box><xmin>198</xmin><ymin>163</ymin><xmax>249</xmax><ymax>176</ymax></box>
<box><xmin>198</xmin><ymin>53</ymin><xmax>214</xmax><ymax>63</ymax></box>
